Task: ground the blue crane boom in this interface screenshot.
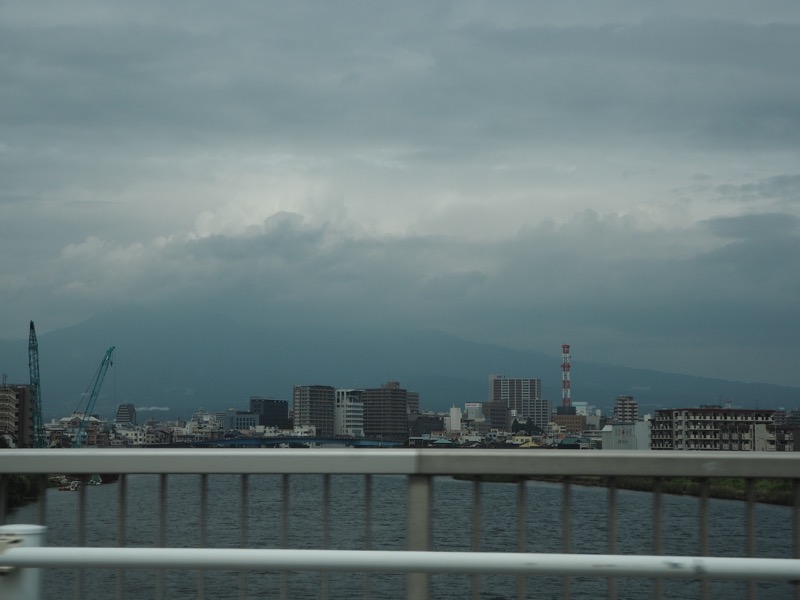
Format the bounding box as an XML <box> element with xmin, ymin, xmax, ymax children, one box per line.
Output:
<box><xmin>72</xmin><ymin>346</ymin><xmax>115</xmax><ymax>448</ymax></box>
<box><xmin>28</xmin><ymin>321</ymin><xmax>46</xmax><ymax>448</ymax></box>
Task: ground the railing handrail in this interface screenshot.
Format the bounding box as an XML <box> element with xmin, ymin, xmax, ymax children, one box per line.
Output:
<box><xmin>3</xmin><ymin>448</ymin><xmax>800</xmax><ymax>478</ymax></box>
<box><xmin>4</xmin><ymin>546</ymin><xmax>800</xmax><ymax>581</ymax></box>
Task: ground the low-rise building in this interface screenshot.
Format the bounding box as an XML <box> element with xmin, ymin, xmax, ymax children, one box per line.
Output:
<box><xmin>221</xmin><ymin>409</ymin><xmax>258</xmax><ymax>432</ymax></box>
<box><xmin>552</xmin><ymin>414</ymin><xmax>587</xmax><ymax>436</ymax></box>
<box><xmin>773</xmin><ymin>425</ymin><xmax>799</xmax><ymax>451</ymax></box>
<box><xmin>112</xmin><ymin>425</ymin><xmax>146</xmax><ymax>446</ymax></box>
<box><xmin>601</xmin><ymin>421</ymin><xmax>651</xmax><ymax>450</ymax></box>
<box><xmin>408</xmin><ymin>412</ymin><xmax>445</xmax><ymax>438</ymax></box>
<box><xmin>558</xmin><ymin>436</ymin><xmax>595</xmax><ymax>449</ymax></box>
<box><xmin>144</xmin><ymin>427</ymin><xmax>174</xmax><ymax>446</ymax></box>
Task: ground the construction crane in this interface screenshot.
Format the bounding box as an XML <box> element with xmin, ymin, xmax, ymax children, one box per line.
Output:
<box><xmin>72</xmin><ymin>346</ymin><xmax>115</xmax><ymax>448</ymax></box>
<box><xmin>28</xmin><ymin>321</ymin><xmax>46</xmax><ymax>448</ymax></box>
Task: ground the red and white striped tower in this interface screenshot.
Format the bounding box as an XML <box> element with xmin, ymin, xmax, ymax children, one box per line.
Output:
<box><xmin>561</xmin><ymin>344</ymin><xmax>572</xmax><ymax>410</ymax></box>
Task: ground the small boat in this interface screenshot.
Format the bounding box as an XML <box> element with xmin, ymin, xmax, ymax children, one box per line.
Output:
<box><xmin>58</xmin><ymin>481</ymin><xmax>82</xmax><ymax>491</ymax></box>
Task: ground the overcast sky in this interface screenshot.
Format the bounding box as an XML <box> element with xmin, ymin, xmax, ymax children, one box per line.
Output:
<box><xmin>2</xmin><ymin>1</ymin><xmax>799</xmax><ymax>387</ymax></box>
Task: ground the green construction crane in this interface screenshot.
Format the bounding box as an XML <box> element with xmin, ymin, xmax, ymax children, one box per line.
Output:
<box><xmin>72</xmin><ymin>346</ymin><xmax>115</xmax><ymax>448</ymax></box>
<box><xmin>28</xmin><ymin>321</ymin><xmax>46</xmax><ymax>448</ymax></box>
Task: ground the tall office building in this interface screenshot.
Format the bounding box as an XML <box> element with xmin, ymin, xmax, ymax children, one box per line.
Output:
<box><xmin>334</xmin><ymin>389</ymin><xmax>364</xmax><ymax>438</ymax></box>
<box><xmin>362</xmin><ymin>381</ymin><xmax>411</xmax><ymax>442</ymax></box>
<box><xmin>488</xmin><ymin>375</ymin><xmax>550</xmax><ymax>430</ymax></box>
<box><xmin>250</xmin><ymin>397</ymin><xmax>290</xmax><ymax>428</ymax></box>
<box><xmin>292</xmin><ymin>385</ymin><xmax>335</xmax><ymax>438</ymax></box>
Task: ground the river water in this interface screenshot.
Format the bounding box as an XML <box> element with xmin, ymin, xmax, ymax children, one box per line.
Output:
<box><xmin>7</xmin><ymin>473</ymin><xmax>796</xmax><ymax>599</ymax></box>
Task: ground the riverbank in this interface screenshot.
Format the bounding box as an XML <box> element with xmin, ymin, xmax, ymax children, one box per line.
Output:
<box><xmin>3</xmin><ymin>474</ymin><xmax>40</xmax><ymax>514</ymax></box>
<box><xmin>454</xmin><ymin>474</ymin><xmax>794</xmax><ymax>505</ymax></box>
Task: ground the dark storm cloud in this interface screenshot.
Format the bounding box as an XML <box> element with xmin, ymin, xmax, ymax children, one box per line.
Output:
<box><xmin>3</xmin><ymin>5</ymin><xmax>798</xmax><ymax>152</ymax></box>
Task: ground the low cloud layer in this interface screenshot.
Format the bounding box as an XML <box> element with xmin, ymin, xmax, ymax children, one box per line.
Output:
<box><xmin>2</xmin><ymin>2</ymin><xmax>799</xmax><ymax>387</ymax></box>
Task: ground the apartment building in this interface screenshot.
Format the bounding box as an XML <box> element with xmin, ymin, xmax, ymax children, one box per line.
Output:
<box><xmin>651</xmin><ymin>406</ymin><xmax>776</xmax><ymax>451</ymax></box>
<box><xmin>1</xmin><ymin>384</ymin><xmax>33</xmax><ymax>447</ymax></box>
<box><xmin>292</xmin><ymin>385</ymin><xmax>335</xmax><ymax>438</ymax></box>
<box><xmin>0</xmin><ymin>386</ymin><xmax>18</xmax><ymax>445</ymax></box>
<box><xmin>361</xmin><ymin>381</ymin><xmax>410</xmax><ymax>442</ymax></box>
<box><xmin>613</xmin><ymin>396</ymin><xmax>639</xmax><ymax>423</ymax></box>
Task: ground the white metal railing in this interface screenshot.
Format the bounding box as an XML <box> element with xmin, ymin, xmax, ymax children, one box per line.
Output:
<box><xmin>2</xmin><ymin>448</ymin><xmax>800</xmax><ymax>600</ymax></box>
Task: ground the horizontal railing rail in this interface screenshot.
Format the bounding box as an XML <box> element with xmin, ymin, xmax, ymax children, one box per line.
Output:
<box><xmin>4</xmin><ymin>447</ymin><xmax>800</xmax><ymax>477</ymax></box>
<box><xmin>3</xmin><ymin>448</ymin><xmax>800</xmax><ymax>600</ymax></box>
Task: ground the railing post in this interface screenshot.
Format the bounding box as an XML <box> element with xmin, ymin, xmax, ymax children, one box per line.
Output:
<box><xmin>407</xmin><ymin>474</ymin><xmax>432</xmax><ymax>600</ymax></box>
<box><xmin>0</xmin><ymin>524</ymin><xmax>46</xmax><ymax>600</ymax></box>
<box><xmin>471</xmin><ymin>480</ymin><xmax>481</xmax><ymax>600</ymax></box>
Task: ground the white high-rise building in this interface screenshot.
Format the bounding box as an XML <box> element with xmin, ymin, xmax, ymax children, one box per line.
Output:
<box><xmin>447</xmin><ymin>406</ymin><xmax>462</xmax><ymax>433</ymax></box>
<box><xmin>334</xmin><ymin>389</ymin><xmax>364</xmax><ymax>438</ymax></box>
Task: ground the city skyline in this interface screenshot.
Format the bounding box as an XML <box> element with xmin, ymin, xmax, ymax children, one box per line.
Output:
<box><xmin>2</xmin><ymin>307</ymin><xmax>798</xmax><ymax>423</ymax></box>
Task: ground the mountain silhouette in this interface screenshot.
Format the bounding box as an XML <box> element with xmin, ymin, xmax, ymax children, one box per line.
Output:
<box><xmin>1</xmin><ymin>307</ymin><xmax>797</xmax><ymax>421</ymax></box>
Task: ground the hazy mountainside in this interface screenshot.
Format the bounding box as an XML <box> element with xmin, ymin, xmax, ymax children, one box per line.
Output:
<box><xmin>1</xmin><ymin>308</ymin><xmax>798</xmax><ymax>421</ymax></box>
